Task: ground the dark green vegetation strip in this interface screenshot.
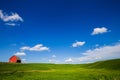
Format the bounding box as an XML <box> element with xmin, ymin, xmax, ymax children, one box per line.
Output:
<box><xmin>0</xmin><ymin>59</ymin><xmax>120</xmax><ymax>80</ymax></box>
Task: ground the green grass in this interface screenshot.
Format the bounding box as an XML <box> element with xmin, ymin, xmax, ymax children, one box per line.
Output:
<box><xmin>0</xmin><ymin>59</ymin><xmax>120</xmax><ymax>80</ymax></box>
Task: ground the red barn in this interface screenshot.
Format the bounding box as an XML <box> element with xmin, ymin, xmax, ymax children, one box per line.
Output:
<box><xmin>9</xmin><ymin>55</ymin><xmax>21</xmax><ymax>63</ymax></box>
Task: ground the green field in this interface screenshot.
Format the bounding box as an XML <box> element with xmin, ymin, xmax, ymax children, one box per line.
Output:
<box><xmin>0</xmin><ymin>59</ymin><xmax>120</xmax><ymax>80</ymax></box>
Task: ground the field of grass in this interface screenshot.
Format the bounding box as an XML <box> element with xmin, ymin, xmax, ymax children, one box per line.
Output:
<box><xmin>0</xmin><ymin>59</ymin><xmax>120</xmax><ymax>80</ymax></box>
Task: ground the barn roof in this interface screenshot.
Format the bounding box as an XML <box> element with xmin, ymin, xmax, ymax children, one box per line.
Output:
<box><xmin>10</xmin><ymin>55</ymin><xmax>21</xmax><ymax>60</ymax></box>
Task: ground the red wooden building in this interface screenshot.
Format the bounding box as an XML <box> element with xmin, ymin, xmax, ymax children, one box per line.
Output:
<box><xmin>9</xmin><ymin>55</ymin><xmax>21</xmax><ymax>63</ymax></box>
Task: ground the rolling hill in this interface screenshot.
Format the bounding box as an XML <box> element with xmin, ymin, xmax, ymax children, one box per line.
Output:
<box><xmin>0</xmin><ymin>59</ymin><xmax>120</xmax><ymax>80</ymax></box>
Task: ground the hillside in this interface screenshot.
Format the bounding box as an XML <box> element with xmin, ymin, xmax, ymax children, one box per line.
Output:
<box><xmin>87</xmin><ymin>59</ymin><xmax>120</xmax><ymax>70</ymax></box>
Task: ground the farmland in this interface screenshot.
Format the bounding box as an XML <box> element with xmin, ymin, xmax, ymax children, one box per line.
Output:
<box><xmin>0</xmin><ymin>59</ymin><xmax>120</xmax><ymax>80</ymax></box>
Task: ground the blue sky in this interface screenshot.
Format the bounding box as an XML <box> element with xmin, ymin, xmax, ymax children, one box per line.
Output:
<box><xmin>0</xmin><ymin>0</ymin><xmax>120</xmax><ymax>63</ymax></box>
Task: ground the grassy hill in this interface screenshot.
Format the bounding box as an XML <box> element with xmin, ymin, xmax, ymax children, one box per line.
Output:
<box><xmin>87</xmin><ymin>59</ymin><xmax>120</xmax><ymax>70</ymax></box>
<box><xmin>0</xmin><ymin>59</ymin><xmax>120</xmax><ymax>80</ymax></box>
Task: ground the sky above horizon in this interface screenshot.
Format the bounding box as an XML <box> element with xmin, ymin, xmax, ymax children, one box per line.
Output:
<box><xmin>0</xmin><ymin>0</ymin><xmax>120</xmax><ymax>63</ymax></box>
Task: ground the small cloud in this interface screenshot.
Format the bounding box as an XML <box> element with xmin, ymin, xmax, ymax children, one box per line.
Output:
<box><xmin>72</xmin><ymin>41</ymin><xmax>85</xmax><ymax>47</ymax></box>
<box><xmin>65</xmin><ymin>58</ymin><xmax>73</xmax><ymax>63</ymax></box>
<box><xmin>52</xmin><ymin>55</ymin><xmax>56</xmax><ymax>58</ymax></box>
<box><xmin>49</xmin><ymin>59</ymin><xmax>58</xmax><ymax>63</ymax></box>
<box><xmin>91</xmin><ymin>27</ymin><xmax>109</xmax><ymax>35</ymax></box>
<box><xmin>5</xmin><ymin>23</ymin><xmax>19</xmax><ymax>26</ymax></box>
<box><xmin>95</xmin><ymin>44</ymin><xmax>99</xmax><ymax>47</ymax></box>
<box><xmin>0</xmin><ymin>9</ymin><xmax>23</xmax><ymax>26</ymax></box>
<box><xmin>0</xmin><ymin>10</ymin><xmax>23</xmax><ymax>22</ymax></box>
<box><xmin>20</xmin><ymin>44</ymin><xmax>49</xmax><ymax>51</ymax></box>
<box><xmin>15</xmin><ymin>52</ymin><xmax>26</xmax><ymax>56</ymax></box>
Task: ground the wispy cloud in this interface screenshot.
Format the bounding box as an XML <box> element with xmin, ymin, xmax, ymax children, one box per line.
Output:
<box><xmin>15</xmin><ymin>52</ymin><xmax>26</xmax><ymax>56</ymax></box>
<box><xmin>72</xmin><ymin>41</ymin><xmax>85</xmax><ymax>47</ymax></box>
<box><xmin>5</xmin><ymin>23</ymin><xmax>19</xmax><ymax>26</ymax></box>
<box><xmin>91</xmin><ymin>27</ymin><xmax>109</xmax><ymax>35</ymax></box>
<box><xmin>0</xmin><ymin>10</ymin><xmax>23</xmax><ymax>26</ymax></box>
<box><xmin>78</xmin><ymin>43</ymin><xmax>120</xmax><ymax>63</ymax></box>
<box><xmin>20</xmin><ymin>44</ymin><xmax>49</xmax><ymax>51</ymax></box>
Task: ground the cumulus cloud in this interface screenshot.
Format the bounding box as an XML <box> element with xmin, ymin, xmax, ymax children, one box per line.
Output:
<box><xmin>91</xmin><ymin>27</ymin><xmax>109</xmax><ymax>35</ymax></box>
<box><xmin>0</xmin><ymin>10</ymin><xmax>23</xmax><ymax>26</ymax></box>
<box><xmin>72</xmin><ymin>41</ymin><xmax>85</xmax><ymax>47</ymax></box>
<box><xmin>15</xmin><ymin>52</ymin><xmax>26</xmax><ymax>56</ymax></box>
<box><xmin>65</xmin><ymin>58</ymin><xmax>73</xmax><ymax>63</ymax></box>
<box><xmin>20</xmin><ymin>44</ymin><xmax>49</xmax><ymax>51</ymax></box>
<box><xmin>78</xmin><ymin>43</ymin><xmax>120</xmax><ymax>63</ymax></box>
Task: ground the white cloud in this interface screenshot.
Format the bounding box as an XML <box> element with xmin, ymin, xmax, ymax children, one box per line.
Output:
<box><xmin>78</xmin><ymin>43</ymin><xmax>120</xmax><ymax>62</ymax></box>
<box><xmin>0</xmin><ymin>10</ymin><xmax>23</xmax><ymax>22</ymax></box>
<box><xmin>20</xmin><ymin>46</ymin><xmax>30</xmax><ymax>50</ymax></box>
<box><xmin>0</xmin><ymin>10</ymin><xmax>23</xmax><ymax>26</ymax></box>
<box><xmin>65</xmin><ymin>58</ymin><xmax>73</xmax><ymax>63</ymax></box>
<box><xmin>20</xmin><ymin>44</ymin><xmax>49</xmax><ymax>51</ymax></box>
<box><xmin>91</xmin><ymin>27</ymin><xmax>109</xmax><ymax>35</ymax></box>
<box><xmin>15</xmin><ymin>52</ymin><xmax>26</xmax><ymax>56</ymax></box>
<box><xmin>52</xmin><ymin>55</ymin><xmax>56</xmax><ymax>58</ymax></box>
<box><xmin>5</xmin><ymin>23</ymin><xmax>19</xmax><ymax>26</ymax></box>
<box><xmin>72</xmin><ymin>41</ymin><xmax>85</xmax><ymax>47</ymax></box>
